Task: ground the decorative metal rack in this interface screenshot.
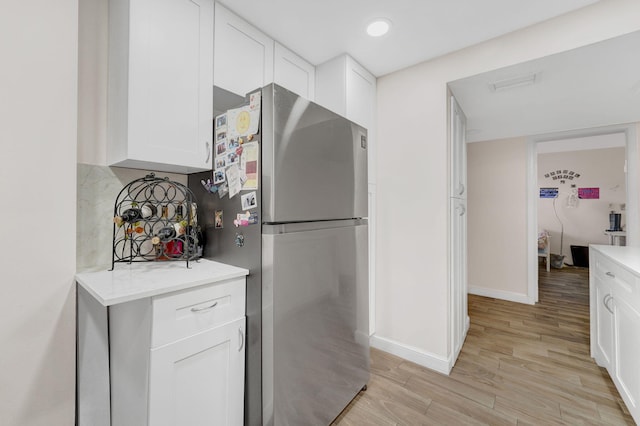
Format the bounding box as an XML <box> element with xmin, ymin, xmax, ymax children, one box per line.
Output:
<box><xmin>111</xmin><ymin>173</ymin><xmax>201</xmax><ymax>269</ymax></box>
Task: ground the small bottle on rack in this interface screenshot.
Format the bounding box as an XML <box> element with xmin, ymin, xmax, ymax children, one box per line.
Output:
<box><xmin>113</xmin><ymin>208</ymin><xmax>141</xmax><ymax>226</ymax></box>
<box><xmin>140</xmin><ymin>204</ymin><xmax>157</xmax><ymax>219</ymax></box>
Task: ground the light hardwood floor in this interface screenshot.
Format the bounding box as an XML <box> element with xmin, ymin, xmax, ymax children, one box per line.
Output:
<box><xmin>333</xmin><ymin>266</ymin><xmax>635</xmax><ymax>425</ymax></box>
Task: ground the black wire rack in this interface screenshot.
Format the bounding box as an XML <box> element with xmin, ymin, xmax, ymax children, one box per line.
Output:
<box><xmin>110</xmin><ymin>173</ymin><xmax>202</xmax><ymax>269</ymax></box>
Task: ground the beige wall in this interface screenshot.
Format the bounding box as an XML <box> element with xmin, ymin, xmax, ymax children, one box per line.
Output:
<box><xmin>375</xmin><ymin>0</ymin><xmax>640</xmax><ymax>363</ymax></box>
<box><xmin>467</xmin><ymin>138</ymin><xmax>529</xmax><ymax>301</ymax></box>
<box><xmin>538</xmin><ymin>147</ymin><xmax>626</xmax><ymax>260</ymax></box>
<box><xmin>0</xmin><ymin>2</ymin><xmax>78</xmax><ymax>425</ymax></box>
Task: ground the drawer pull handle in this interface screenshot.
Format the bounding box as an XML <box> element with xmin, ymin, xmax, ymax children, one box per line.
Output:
<box><xmin>191</xmin><ymin>301</ymin><xmax>218</xmax><ymax>313</ymax></box>
<box><xmin>238</xmin><ymin>327</ymin><xmax>244</xmax><ymax>352</ymax></box>
<box><xmin>606</xmin><ymin>272</ymin><xmax>615</xmax><ymax>278</ymax></box>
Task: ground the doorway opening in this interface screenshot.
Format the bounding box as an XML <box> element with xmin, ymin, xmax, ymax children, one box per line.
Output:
<box><xmin>526</xmin><ymin>124</ymin><xmax>638</xmax><ymax>303</ymax></box>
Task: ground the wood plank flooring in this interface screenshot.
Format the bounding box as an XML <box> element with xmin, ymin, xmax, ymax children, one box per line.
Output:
<box><xmin>333</xmin><ymin>266</ymin><xmax>635</xmax><ymax>425</ymax></box>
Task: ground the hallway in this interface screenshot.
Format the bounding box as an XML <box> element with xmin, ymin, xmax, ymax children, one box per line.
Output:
<box><xmin>334</xmin><ymin>266</ymin><xmax>634</xmax><ymax>425</ymax></box>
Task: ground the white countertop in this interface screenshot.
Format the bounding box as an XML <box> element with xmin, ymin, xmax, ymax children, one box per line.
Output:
<box><xmin>591</xmin><ymin>245</ymin><xmax>640</xmax><ymax>275</ymax></box>
<box><xmin>76</xmin><ymin>259</ymin><xmax>249</xmax><ymax>306</ymax></box>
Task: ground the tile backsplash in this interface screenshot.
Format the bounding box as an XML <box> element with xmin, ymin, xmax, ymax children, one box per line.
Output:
<box><xmin>76</xmin><ymin>164</ymin><xmax>188</xmax><ymax>272</ymax></box>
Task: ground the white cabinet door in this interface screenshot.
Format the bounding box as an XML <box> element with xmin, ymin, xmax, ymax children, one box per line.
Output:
<box><xmin>614</xmin><ymin>297</ymin><xmax>640</xmax><ymax>418</ymax></box>
<box><xmin>593</xmin><ymin>274</ymin><xmax>615</xmax><ymax>369</ymax></box>
<box><xmin>315</xmin><ymin>54</ymin><xmax>377</xmax><ymax>184</ymax></box>
<box><xmin>450</xmin><ymin>95</ymin><xmax>467</xmax><ymax>199</ymax></box>
<box><xmin>450</xmin><ymin>197</ymin><xmax>468</xmax><ymax>364</ymax></box>
<box><xmin>345</xmin><ymin>57</ymin><xmax>376</xmax><ymax>131</ymax></box>
<box><xmin>149</xmin><ymin>317</ymin><xmax>245</xmax><ymax>426</ymax></box>
<box><xmin>274</xmin><ymin>42</ymin><xmax>315</xmax><ymax>101</ymax></box>
<box><xmin>214</xmin><ymin>3</ymin><xmax>274</xmax><ymax>97</ymax></box>
<box><xmin>108</xmin><ymin>0</ymin><xmax>214</xmax><ymax>173</ymax></box>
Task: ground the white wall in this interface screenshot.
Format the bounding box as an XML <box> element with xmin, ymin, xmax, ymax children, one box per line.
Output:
<box><xmin>467</xmin><ymin>138</ymin><xmax>529</xmax><ymax>302</ymax></box>
<box><xmin>0</xmin><ymin>2</ymin><xmax>78</xmax><ymax>425</ymax></box>
<box><xmin>538</xmin><ymin>147</ymin><xmax>626</xmax><ymax>261</ymax></box>
<box><xmin>375</xmin><ymin>0</ymin><xmax>640</xmax><ymax>365</ymax></box>
<box><xmin>78</xmin><ymin>0</ymin><xmax>108</xmax><ymax>166</ymax></box>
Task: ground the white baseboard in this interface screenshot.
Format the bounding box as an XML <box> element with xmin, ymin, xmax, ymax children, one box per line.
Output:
<box><xmin>468</xmin><ymin>285</ymin><xmax>534</xmax><ymax>305</ymax></box>
<box><xmin>370</xmin><ymin>334</ymin><xmax>451</xmax><ymax>375</ymax></box>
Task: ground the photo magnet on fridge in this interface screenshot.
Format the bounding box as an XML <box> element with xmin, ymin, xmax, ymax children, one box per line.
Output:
<box><xmin>241</xmin><ymin>191</ymin><xmax>257</xmax><ymax>210</ymax></box>
<box><xmin>214</xmin><ymin>210</ymin><xmax>223</xmax><ymax>229</ymax></box>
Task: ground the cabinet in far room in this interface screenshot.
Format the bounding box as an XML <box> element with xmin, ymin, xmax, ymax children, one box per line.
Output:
<box><xmin>590</xmin><ymin>246</ymin><xmax>640</xmax><ymax>424</ymax></box>
<box><xmin>107</xmin><ymin>0</ymin><xmax>214</xmax><ymax>174</ymax></box>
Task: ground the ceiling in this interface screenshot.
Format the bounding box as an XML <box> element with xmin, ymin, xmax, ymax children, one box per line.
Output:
<box><xmin>449</xmin><ymin>30</ymin><xmax>640</xmax><ymax>142</ymax></box>
<box><xmin>217</xmin><ymin>0</ymin><xmax>598</xmax><ymax>77</ymax></box>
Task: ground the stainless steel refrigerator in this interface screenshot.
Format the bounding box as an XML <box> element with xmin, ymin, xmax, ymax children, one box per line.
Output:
<box><xmin>189</xmin><ymin>83</ymin><xmax>369</xmax><ymax>425</ymax></box>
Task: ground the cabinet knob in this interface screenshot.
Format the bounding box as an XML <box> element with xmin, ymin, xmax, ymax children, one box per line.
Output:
<box><xmin>458</xmin><ymin>184</ymin><xmax>465</xmax><ymax>196</ymax></box>
<box><xmin>605</xmin><ymin>271</ymin><xmax>615</xmax><ymax>278</ymax></box>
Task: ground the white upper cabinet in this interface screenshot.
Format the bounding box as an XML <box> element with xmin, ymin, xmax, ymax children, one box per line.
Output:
<box><xmin>450</xmin><ymin>95</ymin><xmax>467</xmax><ymax>199</ymax></box>
<box><xmin>214</xmin><ymin>3</ymin><xmax>274</xmax><ymax>97</ymax></box>
<box><xmin>107</xmin><ymin>0</ymin><xmax>214</xmax><ymax>174</ymax></box>
<box><xmin>316</xmin><ymin>54</ymin><xmax>376</xmax><ymax>183</ymax></box>
<box><xmin>273</xmin><ymin>42</ymin><xmax>315</xmax><ymax>101</ymax></box>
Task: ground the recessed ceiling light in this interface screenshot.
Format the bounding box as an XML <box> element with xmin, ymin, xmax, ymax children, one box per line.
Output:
<box><xmin>367</xmin><ymin>19</ymin><xmax>391</xmax><ymax>37</ymax></box>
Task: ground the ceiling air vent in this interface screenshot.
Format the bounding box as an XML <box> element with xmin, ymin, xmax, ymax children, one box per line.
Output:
<box><xmin>489</xmin><ymin>72</ymin><xmax>539</xmax><ymax>92</ymax></box>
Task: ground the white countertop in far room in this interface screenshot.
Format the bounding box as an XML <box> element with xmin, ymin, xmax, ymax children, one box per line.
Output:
<box><xmin>590</xmin><ymin>245</ymin><xmax>640</xmax><ymax>275</ymax></box>
<box><xmin>75</xmin><ymin>259</ymin><xmax>249</xmax><ymax>307</ymax></box>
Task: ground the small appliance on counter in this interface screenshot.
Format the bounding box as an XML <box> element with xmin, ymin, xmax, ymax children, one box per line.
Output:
<box><xmin>609</xmin><ymin>211</ymin><xmax>622</xmax><ymax>232</ymax></box>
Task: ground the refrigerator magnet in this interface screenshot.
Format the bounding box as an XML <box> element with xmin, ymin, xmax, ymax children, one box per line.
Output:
<box><xmin>215</xmin><ymin>113</ymin><xmax>227</xmax><ymax>129</ymax></box>
<box><xmin>217</xmin><ymin>182</ymin><xmax>229</xmax><ymax>199</ymax></box>
<box><xmin>234</xmin><ymin>211</ymin><xmax>251</xmax><ymax>227</ymax></box>
<box><xmin>213</xmin><ymin>169</ymin><xmax>226</xmax><ymax>184</ymax></box>
<box><xmin>240</xmin><ymin>192</ymin><xmax>257</xmax><ymax>210</ymax></box>
<box><xmin>214</xmin><ymin>210</ymin><xmax>223</xmax><ymax>229</ymax></box>
<box><xmin>248</xmin><ymin>211</ymin><xmax>258</xmax><ymax>225</ymax></box>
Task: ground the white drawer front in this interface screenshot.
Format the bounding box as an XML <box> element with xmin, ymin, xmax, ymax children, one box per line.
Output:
<box><xmin>594</xmin><ymin>254</ymin><xmax>640</xmax><ymax>307</ymax></box>
<box><xmin>151</xmin><ymin>278</ymin><xmax>246</xmax><ymax>348</ymax></box>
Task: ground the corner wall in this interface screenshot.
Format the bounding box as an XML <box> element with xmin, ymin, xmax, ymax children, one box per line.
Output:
<box><xmin>0</xmin><ymin>1</ymin><xmax>78</xmax><ymax>424</ymax></box>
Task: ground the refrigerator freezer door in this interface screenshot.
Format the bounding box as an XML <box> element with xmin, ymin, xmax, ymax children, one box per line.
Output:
<box><xmin>262</xmin><ymin>220</ymin><xmax>369</xmax><ymax>425</ymax></box>
<box><xmin>262</xmin><ymin>84</ymin><xmax>368</xmax><ymax>223</ymax></box>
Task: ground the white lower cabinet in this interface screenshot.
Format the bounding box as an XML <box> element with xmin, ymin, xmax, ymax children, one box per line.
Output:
<box><xmin>149</xmin><ymin>317</ymin><xmax>245</xmax><ymax>426</ymax></box>
<box><xmin>613</xmin><ymin>297</ymin><xmax>640</xmax><ymax>411</ymax></box>
<box><xmin>593</xmin><ymin>273</ymin><xmax>614</xmax><ymax>367</ymax></box>
<box><xmin>450</xmin><ymin>197</ymin><xmax>468</xmax><ymax>367</ymax></box>
<box><xmin>590</xmin><ymin>246</ymin><xmax>640</xmax><ymax>423</ymax></box>
<box><xmin>82</xmin><ymin>277</ymin><xmax>246</xmax><ymax>426</ymax></box>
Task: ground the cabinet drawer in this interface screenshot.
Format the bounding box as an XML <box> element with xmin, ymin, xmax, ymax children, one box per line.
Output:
<box><xmin>151</xmin><ymin>278</ymin><xmax>246</xmax><ymax>348</ymax></box>
<box><xmin>594</xmin><ymin>255</ymin><xmax>639</xmax><ymax>307</ymax></box>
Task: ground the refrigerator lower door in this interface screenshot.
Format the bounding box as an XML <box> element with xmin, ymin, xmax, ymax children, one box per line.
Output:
<box><xmin>262</xmin><ymin>220</ymin><xmax>369</xmax><ymax>426</ymax></box>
